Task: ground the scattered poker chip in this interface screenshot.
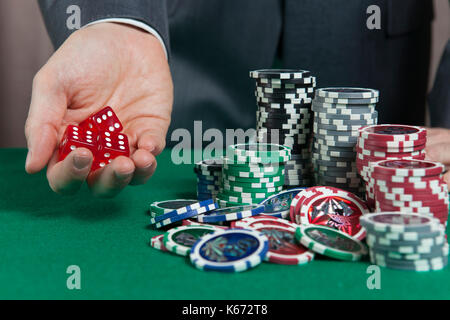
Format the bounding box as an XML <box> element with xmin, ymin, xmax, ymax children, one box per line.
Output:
<box><xmin>196</xmin><ymin>205</ymin><xmax>265</xmax><ymax>223</ymax></box>
<box><xmin>295</xmin><ymin>225</ymin><xmax>367</xmax><ymax>261</ymax></box>
<box><xmin>182</xmin><ymin>219</ymin><xmax>229</xmax><ymax>229</ymax></box>
<box><xmin>150</xmin><ymin>199</ymin><xmax>215</xmax><ymax>224</ymax></box>
<box><xmin>163</xmin><ymin>225</ymin><xmax>219</xmax><ymax>256</ymax></box>
<box><xmin>258</xmin><ymin>188</ymin><xmax>306</xmax><ymax>217</ymax></box>
<box><xmin>189</xmin><ymin>228</ymin><xmax>269</xmax><ymax>272</ymax></box>
<box><xmin>150</xmin><ymin>199</ymin><xmax>208</xmax><ymax>218</ymax></box>
<box><xmin>155</xmin><ymin>202</ymin><xmax>219</xmax><ymax>229</ymax></box>
<box><xmin>294</xmin><ymin>186</ymin><xmax>369</xmax><ymax>239</ymax></box>
<box><xmin>150</xmin><ymin>234</ymin><xmax>168</xmax><ymax>252</ymax></box>
<box><xmin>316</xmin><ymin>87</ymin><xmax>379</xmax><ymax>99</ymax></box>
<box><xmin>254</xmin><ymin>225</ymin><xmax>315</xmax><ymax>265</ymax></box>
<box><xmin>232</xmin><ymin>215</ymin><xmax>298</xmax><ymax>229</ymax></box>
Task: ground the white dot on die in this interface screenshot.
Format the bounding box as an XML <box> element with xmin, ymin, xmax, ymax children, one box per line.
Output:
<box><xmin>73</xmin><ymin>127</ymin><xmax>78</xmax><ymax>131</ymax></box>
<box><xmin>73</xmin><ymin>136</ymin><xmax>79</xmax><ymax>139</ymax></box>
<box><xmin>86</xmin><ymin>135</ymin><xmax>92</xmax><ymax>139</ymax></box>
<box><xmin>120</xmin><ymin>146</ymin><xmax>125</xmax><ymax>150</ymax></box>
<box><xmin>109</xmin><ymin>126</ymin><xmax>114</xmax><ymax>132</ymax></box>
<box><xmin>105</xmin><ymin>153</ymin><xmax>110</xmax><ymax>158</ymax></box>
<box><xmin>105</xmin><ymin>132</ymin><xmax>110</xmax><ymax>137</ymax></box>
<box><xmin>114</xmin><ymin>123</ymin><xmax>120</xmax><ymax>128</ymax></box>
<box><xmin>87</xmin><ymin>131</ymin><xmax>92</xmax><ymax>135</ymax></box>
<box><xmin>102</xmin><ymin>115</ymin><xmax>107</xmax><ymax>120</ymax></box>
<box><xmin>107</xmin><ymin>111</ymin><xmax>113</xmax><ymax>117</ymax></box>
<box><xmin>105</xmin><ymin>137</ymin><xmax>111</xmax><ymax>142</ymax></box>
<box><xmin>118</xmin><ymin>134</ymin><xmax>124</xmax><ymax>139</ymax></box>
<box><xmin>96</xmin><ymin>118</ymin><xmax>102</xmax><ymax>124</ymax></box>
<box><xmin>70</xmin><ymin>145</ymin><xmax>76</xmax><ymax>150</ymax></box>
<box><xmin>119</xmin><ymin>141</ymin><xmax>124</xmax><ymax>145</ymax></box>
<box><xmin>87</xmin><ymin>139</ymin><xmax>92</xmax><ymax>143</ymax></box>
<box><xmin>106</xmin><ymin>143</ymin><xmax>112</xmax><ymax>147</ymax></box>
<box><xmin>108</xmin><ymin>159</ymin><xmax>112</xmax><ymax>163</ymax></box>
<box><xmin>100</xmin><ymin>162</ymin><xmax>105</xmax><ymax>167</ymax></box>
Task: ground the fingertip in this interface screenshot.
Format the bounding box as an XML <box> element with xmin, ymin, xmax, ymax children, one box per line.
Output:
<box><xmin>132</xmin><ymin>149</ymin><xmax>155</xmax><ymax>168</ymax></box>
<box><xmin>112</xmin><ymin>156</ymin><xmax>135</xmax><ymax>179</ymax></box>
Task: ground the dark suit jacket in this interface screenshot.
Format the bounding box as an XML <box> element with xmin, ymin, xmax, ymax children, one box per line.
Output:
<box><xmin>38</xmin><ymin>0</ymin><xmax>448</xmax><ymax>146</ymax></box>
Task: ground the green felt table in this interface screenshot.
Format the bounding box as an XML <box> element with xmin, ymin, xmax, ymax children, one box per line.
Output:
<box><xmin>0</xmin><ymin>148</ymin><xmax>449</xmax><ymax>300</ymax></box>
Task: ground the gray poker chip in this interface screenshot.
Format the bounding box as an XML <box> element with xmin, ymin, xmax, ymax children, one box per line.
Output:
<box><xmin>313</xmin><ymin>138</ymin><xmax>357</xmax><ymax>148</ymax></box>
<box><xmin>313</xmin><ymin>126</ymin><xmax>360</xmax><ymax>137</ymax></box>
<box><xmin>314</xmin><ymin>122</ymin><xmax>367</xmax><ymax>132</ymax></box>
<box><xmin>256</xmin><ymin>86</ymin><xmax>315</xmax><ymax>94</ymax></box>
<box><xmin>312</xmin><ymin>103</ymin><xmax>375</xmax><ymax>115</ymax></box>
<box><xmin>314</xmin><ymin>111</ymin><xmax>377</xmax><ymax>121</ymax></box>
<box><xmin>315</xmin><ymin>116</ymin><xmax>377</xmax><ymax>126</ymax></box>
<box><xmin>313</xmin><ymin>95</ymin><xmax>379</xmax><ymax>105</ymax></box>
<box><xmin>319</xmin><ymin>170</ymin><xmax>359</xmax><ymax>178</ymax></box>
<box><xmin>314</xmin><ymin>133</ymin><xmax>358</xmax><ymax>143</ymax></box>
<box><xmin>316</xmin><ymin>87</ymin><xmax>379</xmax><ymax>99</ymax></box>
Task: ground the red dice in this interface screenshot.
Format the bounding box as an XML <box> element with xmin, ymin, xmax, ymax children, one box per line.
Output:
<box><xmin>59</xmin><ymin>125</ymin><xmax>97</xmax><ymax>161</ymax></box>
<box><xmin>80</xmin><ymin>106</ymin><xmax>123</xmax><ymax>133</ymax></box>
<box><xmin>94</xmin><ymin>131</ymin><xmax>130</xmax><ymax>170</ymax></box>
<box><xmin>58</xmin><ymin>107</ymin><xmax>130</xmax><ymax>171</ymax></box>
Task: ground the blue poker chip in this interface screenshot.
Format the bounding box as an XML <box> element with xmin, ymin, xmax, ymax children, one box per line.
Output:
<box><xmin>155</xmin><ymin>202</ymin><xmax>219</xmax><ymax>229</ymax></box>
<box><xmin>189</xmin><ymin>228</ymin><xmax>269</xmax><ymax>272</ymax></box>
<box><xmin>150</xmin><ymin>199</ymin><xmax>215</xmax><ymax>224</ymax></box>
<box><xmin>196</xmin><ymin>205</ymin><xmax>265</xmax><ymax>223</ymax></box>
<box><xmin>259</xmin><ymin>188</ymin><xmax>306</xmax><ymax>217</ymax></box>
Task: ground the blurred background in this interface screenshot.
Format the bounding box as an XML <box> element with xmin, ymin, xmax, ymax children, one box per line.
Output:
<box><xmin>0</xmin><ymin>0</ymin><xmax>449</xmax><ymax>148</ymax></box>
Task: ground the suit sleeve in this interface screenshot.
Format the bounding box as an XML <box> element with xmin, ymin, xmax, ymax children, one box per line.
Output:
<box><xmin>37</xmin><ymin>0</ymin><xmax>169</xmax><ymax>53</ymax></box>
<box><xmin>428</xmin><ymin>40</ymin><xmax>450</xmax><ymax>127</ymax></box>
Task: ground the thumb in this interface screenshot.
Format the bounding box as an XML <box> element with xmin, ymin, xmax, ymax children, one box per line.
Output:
<box><xmin>25</xmin><ymin>71</ymin><xmax>67</xmax><ymax>174</ymax></box>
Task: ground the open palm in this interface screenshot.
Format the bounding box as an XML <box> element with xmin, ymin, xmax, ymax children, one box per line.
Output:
<box><xmin>25</xmin><ymin>23</ymin><xmax>173</xmax><ymax>197</ymax></box>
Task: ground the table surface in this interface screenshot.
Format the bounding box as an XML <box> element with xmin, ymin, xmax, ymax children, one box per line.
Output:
<box><xmin>0</xmin><ymin>148</ymin><xmax>449</xmax><ymax>300</ymax></box>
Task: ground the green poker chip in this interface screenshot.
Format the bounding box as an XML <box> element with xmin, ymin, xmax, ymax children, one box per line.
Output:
<box><xmin>229</xmin><ymin>143</ymin><xmax>291</xmax><ymax>158</ymax></box>
<box><xmin>150</xmin><ymin>199</ymin><xmax>199</xmax><ymax>217</ymax></box>
<box><xmin>163</xmin><ymin>225</ymin><xmax>218</xmax><ymax>256</ymax></box>
<box><xmin>295</xmin><ymin>225</ymin><xmax>367</xmax><ymax>261</ymax></box>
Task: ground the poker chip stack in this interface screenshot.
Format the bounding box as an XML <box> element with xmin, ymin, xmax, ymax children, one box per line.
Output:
<box><xmin>311</xmin><ymin>88</ymin><xmax>379</xmax><ymax>196</ymax></box>
<box><xmin>249</xmin><ymin>69</ymin><xmax>316</xmax><ymax>188</ymax></box>
<box><xmin>194</xmin><ymin>159</ymin><xmax>223</xmax><ymax>201</ymax></box>
<box><xmin>356</xmin><ymin>124</ymin><xmax>427</xmax><ymax>210</ymax></box>
<box><xmin>216</xmin><ymin>143</ymin><xmax>291</xmax><ymax>207</ymax></box>
<box><xmin>361</xmin><ymin>212</ymin><xmax>449</xmax><ymax>271</ymax></box>
<box><xmin>369</xmin><ymin>159</ymin><xmax>449</xmax><ymax>225</ymax></box>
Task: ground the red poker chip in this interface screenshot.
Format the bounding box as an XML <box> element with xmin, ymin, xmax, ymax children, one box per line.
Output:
<box><xmin>374</xmin><ymin>190</ymin><xmax>449</xmax><ymax>202</ymax></box>
<box><xmin>357</xmin><ymin>139</ymin><xmax>426</xmax><ymax>152</ymax></box>
<box><xmin>357</xmin><ymin>154</ymin><xmax>426</xmax><ymax>167</ymax></box>
<box><xmin>357</xmin><ymin>136</ymin><xmax>427</xmax><ymax>147</ymax></box>
<box><xmin>290</xmin><ymin>186</ymin><xmax>337</xmax><ymax>224</ymax></box>
<box><xmin>253</xmin><ymin>225</ymin><xmax>315</xmax><ymax>265</ymax></box>
<box><xmin>371</xmin><ymin>159</ymin><xmax>445</xmax><ymax>177</ymax></box>
<box><xmin>150</xmin><ymin>234</ymin><xmax>168</xmax><ymax>251</ymax></box>
<box><xmin>372</xmin><ymin>179</ymin><xmax>446</xmax><ymax>192</ymax></box>
<box><xmin>356</xmin><ymin>145</ymin><xmax>425</xmax><ymax>158</ymax></box>
<box><xmin>359</xmin><ymin>124</ymin><xmax>427</xmax><ymax>142</ymax></box>
<box><xmin>376</xmin><ymin>202</ymin><xmax>449</xmax><ymax>213</ymax></box>
<box><xmin>369</xmin><ymin>171</ymin><xmax>442</xmax><ymax>182</ymax></box>
<box><xmin>296</xmin><ymin>186</ymin><xmax>369</xmax><ymax>240</ymax></box>
<box><xmin>374</xmin><ymin>196</ymin><xmax>449</xmax><ymax>209</ymax></box>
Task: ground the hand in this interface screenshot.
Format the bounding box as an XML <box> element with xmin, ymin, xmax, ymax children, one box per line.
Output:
<box><xmin>25</xmin><ymin>23</ymin><xmax>173</xmax><ymax>197</ymax></box>
<box><xmin>424</xmin><ymin>127</ymin><xmax>450</xmax><ymax>188</ymax></box>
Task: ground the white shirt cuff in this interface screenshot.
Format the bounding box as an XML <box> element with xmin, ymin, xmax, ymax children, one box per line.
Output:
<box><xmin>84</xmin><ymin>18</ymin><xmax>168</xmax><ymax>59</ymax></box>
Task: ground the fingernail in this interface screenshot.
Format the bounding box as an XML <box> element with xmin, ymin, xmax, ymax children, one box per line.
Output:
<box><xmin>73</xmin><ymin>155</ymin><xmax>91</xmax><ymax>170</ymax></box>
<box><xmin>25</xmin><ymin>150</ymin><xmax>32</xmax><ymax>168</ymax></box>
<box><xmin>115</xmin><ymin>170</ymin><xmax>134</xmax><ymax>180</ymax></box>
